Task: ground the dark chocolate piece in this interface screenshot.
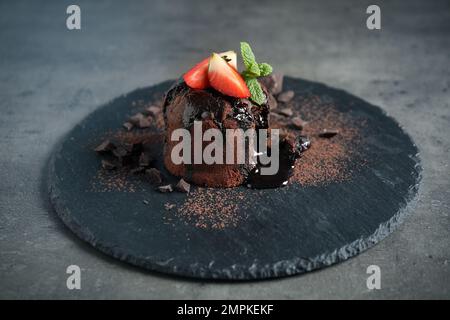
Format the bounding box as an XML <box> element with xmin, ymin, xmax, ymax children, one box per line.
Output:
<box><xmin>318</xmin><ymin>129</ymin><xmax>339</xmax><ymax>138</ymax></box>
<box><xmin>101</xmin><ymin>159</ymin><xmax>117</xmax><ymax>170</ymax></box>
<box><xmin>138</xmin><ymin>117</ymin><xmax>152</xmax><ymax>128</ymax></box>
<box><xmin>278</xmin><ymin>107</ymin><xmax>293</xmax><ymax>117</ymax></box>
<box><xmin>158</xmin><ymin>184</ymin><xmax>173</xmax><ymax>193</ymax></box>
<box><xmin>277</xmin><ymin>90</ymin><xmax>295</xmax><ymax>103</ymax></box>
<box><xmin>259</xmin><ymin>73</ymin><xmax>284</xmax><ymax>95</ymax></box>
<box><xmin>123</xmin><ymin>122</ymin><xmax>133</xmax><ymax>131</ymax></box>
<box><xmin>291</xmin><ymin>117</ymin><xmax>306</xmax><ymax>129</ymax></box>
<box><xmin>94</xmin><ymin>140</ymin><xmax>115</xmax><ymax>152</ymax></box>
<box><xmin>146</xmin><ymin>105</ymin><xmax>161</xmax><ymax>115</ymax></box>
<box><xmin>175</xmin><ymin>179</ymin><xmax>190</xmax><ymax>193</ymax></box>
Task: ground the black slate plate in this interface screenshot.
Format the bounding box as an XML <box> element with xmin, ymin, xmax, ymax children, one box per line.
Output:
<box><xmin>48</xmin><ymin>77</ymin><xmax>421</xmax><ymax>280</ymax></box>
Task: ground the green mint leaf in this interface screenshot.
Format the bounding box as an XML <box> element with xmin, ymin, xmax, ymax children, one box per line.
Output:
<box><xmin>247</xmin><ymin>62</ymin><xmax>261</xmax><ymax>77</ymax></box>
<box><xmin>246</xmin><ymin>78</ymin><xmax>265</xmax><ymax>105</ymax></box>
<box><xmin>258</xmin><ymin>63</ymin><xmax>273</xmax><ymax>76</ymax></box>
<box><xmin>240</xmin><ymin>42</ymin><xmax>256</xmax><ymax>69</ymax></box>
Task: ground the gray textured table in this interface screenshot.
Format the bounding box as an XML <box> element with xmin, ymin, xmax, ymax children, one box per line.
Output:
<box><xmin>0</xmin><ymin>0</ymin><xmax>449</xmax><ymax>299</ymax></box>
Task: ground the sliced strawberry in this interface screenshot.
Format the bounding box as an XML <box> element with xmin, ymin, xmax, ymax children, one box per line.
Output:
<box><xmin>183</xmin><ymin>57</ymin><xmax>210</xmax><ymax>89</ymax></box>
<box><xmin>219</xmin><ymin>50</ymin><xmax>237</xmax><ymax>70</ymax></box>
<box><xmin>183</xmin><ymin>51</ymin><xmax>238</xmax><ymax>90</ymax></box>
<box><xmin>208</xmin><ymin>53</ymin><xmax>250</xmax><ymax>98</ymax></box>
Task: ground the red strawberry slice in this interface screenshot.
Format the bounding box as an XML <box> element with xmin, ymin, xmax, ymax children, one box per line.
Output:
<box><xmin>208</xmin><ymin>53</ymin><xmax>250</xmax><ymax>98</ymax></box>
<box><xmin>183</xmin><ymin>57</ymin><xmax>210</xmax><ymax>89</ymax></box>
<box><xmin>183</xmin><ymin>51</ymin><xmax>237</xmax><ymax>90</ymax></box>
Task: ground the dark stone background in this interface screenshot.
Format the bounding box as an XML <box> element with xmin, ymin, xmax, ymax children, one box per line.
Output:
<box><xmin>0</xmin><ymin>0</ymin><xmax>449</xmax><ymax>298</ymax></box>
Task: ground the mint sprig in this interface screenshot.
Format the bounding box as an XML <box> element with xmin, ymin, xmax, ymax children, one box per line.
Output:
<box><xmin>240</xmin><ymin>42</ymin><xmax>273</xmax><ymax>105</ymax></box>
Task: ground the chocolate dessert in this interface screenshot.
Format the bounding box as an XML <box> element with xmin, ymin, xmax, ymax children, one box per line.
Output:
<box><xmin>95</xmin><ymin>42</ymin><xmax>312</xmax><ymax>190</ymax></box>
<box><xmin>162</xmin><ymin>80</ymin><xmax>273</xmax><ymax>187</ymax></box>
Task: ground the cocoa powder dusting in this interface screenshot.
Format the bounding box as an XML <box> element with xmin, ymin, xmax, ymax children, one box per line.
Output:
<box><xmin>272</xmin><ymin>94</ymin><xmax>365</xmax><ymax>186</ymax></box>
<box><xmin>177</xmin><ymin>188</ymin><xmax>248</xmax><ymax>229</ymax></box>
<box><xmin>91</xmin><ymin>94</ymin><xmax>366</xmax><ymax>229</ymax></box>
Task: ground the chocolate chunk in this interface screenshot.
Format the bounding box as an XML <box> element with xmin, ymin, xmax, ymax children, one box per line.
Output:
<box><xmin>130</xmin><ymin>167</ymin><xmax>145</xmax><ymax>174</ymax></box>
<box><xmin>146</xmin><ymin>168</ymin><xmax>162</xmax><ymax>185</ymax></box>
<box><xmin>139</xmin><ymin>152</ymin><xmax>150</xmax><ymax>167</ymax></box>
<box><xmin>175</xmin><ymin>179</ymin><xmax>190</xmax><ymax>193</ymax></box>
<box><xmin>277</xmin><ymin>90</ymin><xmax>295</xmax><ymax>103</ymax></box>
<box><xmin>138</xmin><ymin>117</ymin><xmax>152</xmax><ymax>128</ymax></box>
<box><xmin>112</xmin><ymin>146</ymin><xmax>128</xmax><ymax>158</ymax></box>
<box><xmin>267</xmin><ymin>93</ymin><xmax>278</xmax><ymax>110</ymax></box>
<box><xmin>158</xmin><ymin>184</ymin><xmax>173</xmax><ymax>193</ymax></box>
<box><xmin>94</xmin><ymin>140</ymin><xmax>115</xmax><ymax>152</ymax></box>
<box><xmin>122</xmin><ymin>142</ymin><xmax>134</xmax><ymax>152</ymax></box>
<box><xmin>123</xmin><ymin>122</ymin><xmax>133</xmax><ymax>131</ymax></box>
<box><xmin>164</xmin><ymin>203</ymin><xmax>176</xmax><ymax>210</ymax></box>
<box><xmin>278</xmin><ymin>108</ymin><xmax>293</xmax><ymax>117</ymax></box>
<box><xmin>318</xmin><ymin>129</ymin><xmax>339</xmax><ymax>138</ymax></box>
<box><xmin>259</xmin><ymin>73</ymin><xmax>284</xmax><ymax>95</ymax></box>
<box><xmin>129</xmin><ymin>113</ymin><xmax>145</xmax><ymax>125</ymax></box>
<box><xmin>101</xmin><ymin>159</ymin><xmax>117</xmax><ymax>170</ymax></box>
<box><xmin>291</xmin><ymin>117</ymin><xmax>306</xmax><ymax>129</ymax></box>
<box><xmin>146</xmin><ymin>105</ymin><xmax>161</xmax><ymax>115</ymax></box>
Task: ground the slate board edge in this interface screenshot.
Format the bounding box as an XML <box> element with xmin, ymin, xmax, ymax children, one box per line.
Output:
<box><xmin>47</xmin><ymin>79</ymin><xmax>423</xmax><ymax>281</ymax></box>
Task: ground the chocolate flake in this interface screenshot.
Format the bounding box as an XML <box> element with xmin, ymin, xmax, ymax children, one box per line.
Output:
<box><xmin>164</xmin><ymin>203</ymin><xmax>176</xmax><ymax>210</ymax></box>
<box><xmin>291</xmin><ymin>117</ymin><xmax>306</xmax><ymax>129</ymax></box>
<box><xmin>175</xmin><ymin>179</ymin><xmax>191</xmax><ymax>193</ymax></box>
<box><xmin>94</xmin><ymin>140</ymin><xmax>115</xmax><ymax>152</ymax></box>
<box><xmin>101</xmin><ymin>159</ymin><xmax>117</xmax><ymax>170</ymax></box>
<box><xmin>130</xmin><ymin>167</ymin><xmax>145</xmax><ymax>174</ymax></box>
<box><xmin>129</xmin><ymin>113</ymin><xmax>145</xmax><ymax>125</ymax></box>
<box><xmin>318</xmin><ymin>129</ymin><xmax>339</xmax><ymax>138</ymax></box>
<box><xmin>278</xmin><ymin>107</ymin><xmax>294</xmax><ymax>117</ymax></box>
<box><xmin>138</xmin><ymin>117</ymin><xmax>152</xmax><ymax>128</ymax></box>
<box><xmin>146</xmin><ymin>105</ymin><xmax>161</xmax><ymax>115</ymax></box>
<box><xmin>139</xmin><ymin>152</ymin><xmax>150</xmax><ymax>167</ymax></box>
<box><xmin>112</xmin><ymin>146</ymin><xmax>128</xmax><ymax>158</ymax></box>
<box><xmin>259</xmin><ymin>73</ymin><xmax>284</xmax><ymax>95</ymax></box>
<box><xmin>158</xmin><ymin>184</ymin><xmax>173</xmax><ymax>193</ymax></box>
<box><xmin>277</xmin><ymin>90</ymin><xmax>295</xmax><ymax>103</ymax></box>
<box><xmin>123</xmin><ymin>122</ymin><xmax>134</xmax><ymax>131</ymax></box>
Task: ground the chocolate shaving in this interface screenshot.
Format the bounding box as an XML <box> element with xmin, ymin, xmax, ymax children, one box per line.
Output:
<box><xmin>175</xmin><ymin>179</ymin><xmax>190</xmax><ymax>193</ymax></box>
<box><xmin>291</xmin><ymin>117</ymin><xmax>306</xmax><ymax>129</ymax></box>
<box><xmin>277</xmin><ymin>90</ymin><xmax>294</xmax><ymax>103</ymax></box>
<box><xmin>164</xmin><ymin>203</ymin><xmax>176</xmax><ymax>210</ymax></box>
<box><xmin>138</xmin><ymin>117</ymin><xmax>152</xmax><ymax>128</ymax></box>
<box><xmin>278</xmin><ymin>108</ymin><xmax>293</xmax><ymax>117</ymax></box>
<box><xmin>122</xmin><ymin>122</ymin><xmax>133</xmax><ymax>131</ymax></box>
<box><xmin>94</xmin><ymin>140</ymin><xmax>115</xmax><ymax>152</ymax></box>
<box><xmin>101</xmin><ymin>159</ymin><xmax>117</xmax><ymax>170</ymax></box>
<box><xmin>259</xmin><ymin>73</ymin><xmax>284</xmax><ymax>95</ymax></box>
<box><xmin>158</xmin><ymin>184</ymin><xmax>173</xmax><ymax>193</ymax></box>
<box><xmin>139</xmin><ymin>152</ymin><xmax>150</xmax><ymax>167</ymax></box>
<box><xmin>129</xmin><ymin>113</ymin><xmax>145</xmax><ymax>125</ymax></box>
<box><xmin>146</xmin><ymin>105</ymin><xmax>161</xmax><ymax>115</ymax></box>
<box><xmin>318</xmin><ymin>129</ymin><xmax>339</xmax><ymax>138</ymax></box>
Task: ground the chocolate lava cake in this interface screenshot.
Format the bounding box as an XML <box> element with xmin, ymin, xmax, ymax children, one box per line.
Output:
<box><xmin>163</xmin><ymin>80</ymin><xmax>273</xmax><ymax>187</ymax></box>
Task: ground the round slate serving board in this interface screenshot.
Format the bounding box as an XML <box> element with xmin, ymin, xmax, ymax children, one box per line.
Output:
<box><xmin>48</xmin><ymin>77</ymin><xmax>421</xmax><ymax>280</ymax></box>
